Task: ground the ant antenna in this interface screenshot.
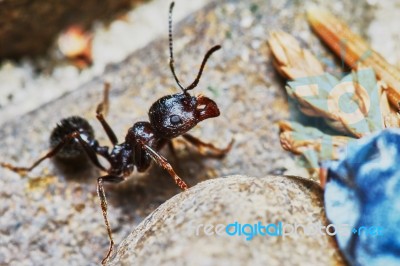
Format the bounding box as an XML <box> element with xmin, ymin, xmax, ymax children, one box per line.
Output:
<box><xmin>169</xmin><ymin>2</ymin><xmax>185</xmax><ymax>92</ymax></box>
<box><xmin>185</xmin><ymin>45</ymin><xmax>221</xmax><ymax>92</ymax></box>
<box><xmin>168</xmin><ymin>2</ymin><xmax>221</xmax><ymax>94</ymax></box>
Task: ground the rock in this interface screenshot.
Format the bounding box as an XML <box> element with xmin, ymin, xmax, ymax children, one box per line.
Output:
<box><xmin>325</xmin><ymin>129</ymin><xmax>400</xmax><ymax>266</ymax></box>
<box><xmin>107</xmin><ymin>175</ymin><xmax>345</xmax><ymax>266</ymax></box>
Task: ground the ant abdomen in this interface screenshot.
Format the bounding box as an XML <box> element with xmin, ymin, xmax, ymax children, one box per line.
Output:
<box><xmin>50</xmin><ymin>116</ymin><xmax>95</xmax><ymax>161</ymax></box>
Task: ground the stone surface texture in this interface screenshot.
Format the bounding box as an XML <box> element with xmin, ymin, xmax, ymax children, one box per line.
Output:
<box><xmin>107</xmin><ymin>175</ymin><xmax>344</xmax><ymax>266</ymax></box>
<box><xmin>0</xmin><ymin>0</ymin><xmax>396</xmax><ymax>265</ymax></box>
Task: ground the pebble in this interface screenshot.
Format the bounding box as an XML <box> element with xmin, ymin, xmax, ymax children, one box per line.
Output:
<box><xmin>108</xmin><ymin>175</ymin><xmax>345</xmax><ymax>266</ymax></box>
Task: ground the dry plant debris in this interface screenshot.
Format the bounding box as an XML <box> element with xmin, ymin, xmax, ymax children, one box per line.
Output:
<box><xmin>57</xmin><ymin>25</ymin><xmax>93</xmax><ymax>68</ymax></box>
<box><xmin>307</xmin><ymin>8</ymin><xmax>400</xmax><ymax>111</ymax></box>
<box><xmin>268</xmin><ymin>10</ymin><xmax>400</xmax><ymax>180</ymax></box>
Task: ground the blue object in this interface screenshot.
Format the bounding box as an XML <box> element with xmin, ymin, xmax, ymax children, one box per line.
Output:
<box><xmin>325</xmin><ymin>129</ymin><xmax>400</xmax><ymax>266</ymax></box>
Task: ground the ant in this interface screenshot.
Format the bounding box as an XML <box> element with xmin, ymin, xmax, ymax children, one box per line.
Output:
<box><xmin>0</xmin><ymin>2</ymin><xmax>233</xmax><ymax>264</ymax></box>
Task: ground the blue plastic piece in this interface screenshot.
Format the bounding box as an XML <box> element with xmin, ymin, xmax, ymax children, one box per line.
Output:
<box><xmin>325</xmin><ymin>129</ymin><xmax>400</xmax><ymax>266</ymax></box>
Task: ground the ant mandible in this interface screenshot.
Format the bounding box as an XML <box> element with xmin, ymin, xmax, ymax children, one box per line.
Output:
<box><xmin>0</xmin><ymin>2</ymin><xmax>233</xmax><ymax>264</ymax></box>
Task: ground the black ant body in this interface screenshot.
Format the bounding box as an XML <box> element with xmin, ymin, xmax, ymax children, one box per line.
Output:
<box><xmin>0</xmin><ymin>2</ymin><xmax>232</xmax><ymax>264</ymax></box>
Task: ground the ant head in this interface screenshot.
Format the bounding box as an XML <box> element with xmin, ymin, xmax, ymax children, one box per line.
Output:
<box><xmin>149</xmin><ymin>93</ymin><xmax>219</xmax><ymax>138</ymax></box>
<box><xmin>149</xmin><ymin>2</ymin><xmax>221</xmax><ymax>138</ymax></box>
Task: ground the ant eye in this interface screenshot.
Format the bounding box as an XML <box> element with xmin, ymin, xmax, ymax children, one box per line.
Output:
<box><xmin>170</xmin><ymin>115</ymin><xmax>182</xmax><ymax>125</ymax></box>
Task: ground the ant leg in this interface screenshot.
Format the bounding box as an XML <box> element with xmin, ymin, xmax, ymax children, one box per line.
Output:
<box><xmin>141</xmin><ymin>144</ymin><xmax>188</xmax><ymax>190</ymax></box>
<box><xmin>96</xmin><ymin>83</ymin><xmax>118</xmax><ymax>146</ymax></box>
<box><xmin>97</xmin><ymin>174</ymin><xmax>125</xmax><ymax>265</ymax></box>
<box><xmin>0</xmin><ymin>131</ymin><xmax>107</xmax><ymax>174</ymax></box>
<box><xmin>98</xmin><ymin>82</ymin><xmax>111</xmax><ymax>116</ymax></box>
<box><xmin>167</xmin><ymin>140</ymin><xmax>178</xmax><ymax>159</ymax></box>
<box><xmin>182</xmin><ymin>134</ymin><xmax>234</xmax><ymax>158</ymax></box>
<box><xmin>75</xmin><ymin>133</ymin><xmax>108</xmax><ymax>171</ymax></box>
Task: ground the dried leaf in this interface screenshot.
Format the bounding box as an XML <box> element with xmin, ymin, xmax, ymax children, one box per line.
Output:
<box><xmin>279</xmin><ymin>120</ymin><xmax>353</xmax><ymax>178</ymax></box>
<box><xmin>279</xmin><ymin>121</ymin><xmax>352</xmax><ymax>159</ymax></box>
<box><xmin>269</xmin><ymin>31</ymin><xmax>384</xmax><ymax>137</ymax></box>
<box><xmin>269</xmin><ymin>30</ymin><xmax>324</xmax><ymax>78</ymax></box>
<box><xmin>307</xmin><ymin>8</ymin><xmax>400</xmax><ymax>113</ymax></box>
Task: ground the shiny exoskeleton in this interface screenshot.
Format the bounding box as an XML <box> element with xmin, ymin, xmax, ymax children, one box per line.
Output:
<box><xmin>0</xmin><ymin>2</ymin><xmax>233</xmax><ymax>264</ymax></box>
